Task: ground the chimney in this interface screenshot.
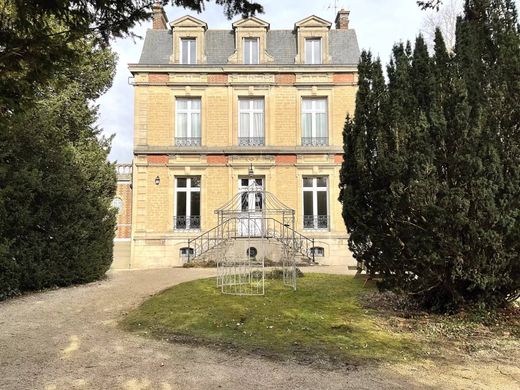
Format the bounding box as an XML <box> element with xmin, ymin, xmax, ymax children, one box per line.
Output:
<box><xmin>335</xmin><ymin>9</ymin><xmax>350</xmax><ymax>29</ymax></box>
<box><xmin>152</xmin><ymin>2</ymin><xmax>168</xmax><ymax>30</ymax></box>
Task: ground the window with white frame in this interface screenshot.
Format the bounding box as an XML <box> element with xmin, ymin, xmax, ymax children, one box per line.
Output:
<box><xmin>302</xmin><ymin>98</ymin><xmax>328</xmax><ymax>146</ymax></box>
<box><xmin>310</xmin><ymin>246</ymin><xmax>325</xmax><ymax>257</ymax></box>
<box><xmin>176</xmin><ymin>98</ymin><xmax>201</xmax><ymax>146</ymax></box>
<box><xmin>303</xmin><ymin>177</ymin><xmax>328</xmax><ymax>229</ymax></box>
<box><xmin>243</xmin><ymin>37</ymin><xmax>259</xmax><ymax>64</ymax></box>
<box><xmin>180</xmin><ymin>38</ymin><xmax>197</xmax><ymax>64</ymax></box>
<box><xmin>305</xmin><ymin>38</ymin><xmax>322</xmax><ymax>64</ymax></box>
<box><xmin>175</xmin><ymin>177</ymin><xmax>201</xmax><ymax>230</ymax></box>
<box><xmin>239</xmin><ymin>98</ymin><xmax>264</xmax><ymax>146</ymax></box>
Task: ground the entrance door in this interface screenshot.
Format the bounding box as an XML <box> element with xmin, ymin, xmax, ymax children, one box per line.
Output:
<box><xmin>238</xmin><ymin>178</ymin><xmax>264</xmax><ymax>237</ymax></box>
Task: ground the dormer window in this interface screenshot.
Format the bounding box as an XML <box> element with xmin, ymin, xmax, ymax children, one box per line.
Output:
<box><xmin>305</xmin><ymin>38</ymin><xmax>322</xmax><ymax>64</ymax></box>
<box><xmin>243</xmin><ymin>38</ymin><xmax>259</xmax><ymax>64</ymax></box>
<box><xmin>180</xmin><ymin>38</ymin><xmax>197</xmax><ymax>64</ymax></box>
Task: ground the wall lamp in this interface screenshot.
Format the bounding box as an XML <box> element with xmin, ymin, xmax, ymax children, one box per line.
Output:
<box><xmin>154</xmin><ymin>176</ymin><xmax>160</xmax><ymax>185</ymax></box>
<box><xmin>248</xmin><ymin>163</ymin><xmax>254</xmax><ymax>177</ymax></box>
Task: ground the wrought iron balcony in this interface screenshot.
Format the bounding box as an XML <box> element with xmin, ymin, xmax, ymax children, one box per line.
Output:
<box><xmin>301</xmin><ymin>137</ymin><xmax>329</xmax><ymax>146</ymax></box>
<box><xmin>303</xmin><ymin>215</ymin><xmax>329</xmax><ymax>230</ymax></box>
<box><xmin>239</xmin><ymin>137</ymin><xmax>265</xmax><ymax>147</ymax></box>
<box><xmin>175</xmin><ymin>137</ymin><xmax>201</xmax><ymax>147</ymax></box>
<box><xmin>174</xmin><ymin>216</ymin><xmax>201</xmax><ymax>230</ymax></box>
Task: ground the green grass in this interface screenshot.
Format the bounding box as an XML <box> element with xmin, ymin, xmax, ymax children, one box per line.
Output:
<box><xmin>120</xmin><ymin>274</ymin><xmax>420</xmax><ymax>364</ymax></box>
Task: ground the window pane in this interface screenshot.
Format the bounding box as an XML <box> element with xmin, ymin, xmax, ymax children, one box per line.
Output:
<box><xmin>316</xmin><ymin>177</ymin><xmax>327</xmax><ymax>187</ymax></box>
<box><xmin>253</xmin><ymin>113</ymin><xmax>264</xmax><ymax>137</ymax></box>
<box><xmin>303</xmin><ymin>178</ymin><xmax>313</xmax><ymax>187</ymax></box>
<box><xmin>191</xmin><ymin>177</ymin><xmax>201</xmax><ymax>188</ymax></box>
<box><xmin>314</xmin><ymin>39</ymin><xmax>322</xmax><ymax>64</ymax></box>
<box><xmin>303</xmin><ymin>192</ymin><xmax>313</xmax><ymax>215</ymax></box>
<box><xmin>317</xmin><ymin>191</ymin><xmax>327</xmax><ymax>215</ymax></box>
<box><xmin>191</xmin><ymin>113</ymin><xmax>201</xmax><ymax>137</ymax></box>
<box><xmin>241</xmin><ymin>179</ymin><xmax>249</xmax><ymax>187</ymax></box>
<box><xmin>241</xmin><ymin>192</ymin><xmax>249</xmax><ymax>211</ymax></box>
<box><xmin>239</xmin><ymin>113</ymin><xmax>250</xmax><ymax>137</ymax></box>
<box><xmin>253</xmin><ymin>98</ymin><xmax>264</xmax><ymax>110</ymax></box>
<box><xmin>189</xmin><ymin>40</ymin><xmax>196</xmax><ymax>64</ymax></box>
<box><xmin>244</xmin><ymin>39</ymin><xmax>251</xmax><ymax>64</ymax></box>
<box><xmin>177</xmin><ymin>99</ymin><xmax>188</xmax><ymax>110</ymax></box>
<box><xmin>302</xmin><ymin>99</ymin><xmax>313</xmax><ymax>111</ymax></box>
<box><xmin>190</xmin><ymin>192</ymin><xmax>200</xmax><ymax>216</ymax></box>
<box><xmin>177</xmin><ymin>192</ymin><xmax>187</xmax><ymax>216</ymax></box>
<box><xmin>302</xmin><ymin>113</ymin><xmax>312</xmax><ymax>137</ymax></box>
<box><xmin>316</xmin><ymin>113</ymin><xmax>327</xmax><ymax>137</ymax></box>
<box><xmin>252</xmin><ymin>39</ymin><xmax>259</xmax><ymax>64</ymax></box>
<box><xmin>305</xmin><ymin>39</ymin><xmax>313</xmax><ymax>64</ymax></box>
<box><xmin>176</xmin><ymin>113</ymin><xmax>187</xmax><ymax>137</ymax></box>
<box><xmin>181</xmin><ymin>39</ymin><xmax>189</xmax><ymax>64</ymax></box>
<box><xmin>191</xmin><ymin>99</ymin><xmax>201</xmax><ymax>110</ymax></box>
<box><xmin>316</xmin><ymin>98</ymin><xmax>327</xmax><ymax>111</ymax></box>
<box><xmin>239</xmin><ymin>99</ymin><xmax>249</xmax><ymax>110</ymax></box>
<box><xmin>177</xmin><ymin>178</ymin><xmax>187</xmax><ymax>188</ymax></box>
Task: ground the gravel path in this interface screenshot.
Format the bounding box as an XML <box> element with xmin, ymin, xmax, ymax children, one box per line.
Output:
<box><xmin>0</xmin><ymin>267</ymin><xmax>518</xmax><ymax>390</ymax></box>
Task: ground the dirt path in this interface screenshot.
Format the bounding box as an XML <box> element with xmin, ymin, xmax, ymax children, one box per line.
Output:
<box><xmin>0</xmin><ymin>267</ymin><xmax>518</xmax><ymax>390</ymax></box>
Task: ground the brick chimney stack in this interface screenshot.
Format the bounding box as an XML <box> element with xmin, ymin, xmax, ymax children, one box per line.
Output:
<box><xmin>335</xmin><ymin>9</ymin><xmax>350</xmax><ymax>29</ymax></box>
<box><xmin>152</xmin><ymin>2</ymin><xmax>168</xmax><ymax>30</ymax></box>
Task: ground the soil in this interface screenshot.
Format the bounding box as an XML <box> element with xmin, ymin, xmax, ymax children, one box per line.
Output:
<box><xmin>0</xmin><ymin>267</ymin><xmax>518</xmax><ymax>390</ymax></box>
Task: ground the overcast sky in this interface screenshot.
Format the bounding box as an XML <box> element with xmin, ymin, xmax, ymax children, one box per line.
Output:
<box><xmin>94</xmin><ymin>0</ymin><xmax>474</xmax><ymax>163</ymax></box>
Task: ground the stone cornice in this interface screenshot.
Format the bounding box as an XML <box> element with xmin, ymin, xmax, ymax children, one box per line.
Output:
<box><xmin>128</xmin><ymin>64</ymin><xmax>358</xmax><ymax>74</ymax></box>
<box><xmin>133</xmin><ymin>146</ymin><xmax>343</xmax><ymax>155</ymax></box>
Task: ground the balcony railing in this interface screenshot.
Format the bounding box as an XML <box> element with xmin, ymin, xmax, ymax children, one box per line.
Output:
<box><xmin>175</xmin><ymin>137</ymin><xmax>201</xmax><ymax>147</ymax></box>
<box><xmin>301</xmin><ymin>137</ymin><xmax>328</xmax><ymax>146</ymax></box>
<box><xmin>303</xmin><ymin>215</ymin><xmax>329</xmax><ymax>230</ymax></box>
<box><xmin>174</xmin><ymin>216</ymin><xmax>201</xmax><ymax>231</ymax></box>
<box><xmin>239</xmin><ymin>137</ymin><xmax>265</xmax><ymax>147</ymax></box>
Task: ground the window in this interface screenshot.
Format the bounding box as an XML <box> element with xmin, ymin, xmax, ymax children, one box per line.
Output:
<box><xmin>180</xmin><ymin>38</ymin><xmax>197</xmax><ymax>64</ymax></box>
<box><xmin>179</xmin><ymin>247</ymin><xmax>194</xmax><ymax>262</ymax></box>
<box><xmin>111</xmin><ymin>197</ymin><xmax>123</xmax><ymax>213</ymax></box>
<box><xmin>239</xmin><ymin>98</ymin><xmax>264</xmax><ymax>146</ymax></box>
<box><xmin>303</xmin><ymin>177</ymin><xmax>328</xmax><ymax>229</ymax></box>
<box><xmin>305</xmin><ymin>38</ymin><xmax>322</xmax><ymax>64</ymax></box>
<box><xmin>310</xmin><ymin>247</ymin><xmax>325</xmax><ymax>257</ymax></box>
<box><xmin>246</xmin><ymin>247</ymin><xmax>258</xmax><ymax>258</ymax></box>
<box><xmin>176</xmin><ymin>98</ymin><xmax>201</xmax><ymax>146</ymax></box>
<box><xmin>243</xmin><ymin>38</ymin><xmax>259</xmax><ymax>64</ymax></box>
<box><xmin>302</xmin><ymin>98</ymin><xmax>328</xmax><ymax>146</ymax></box>
<box><xmin>175</xmin><ymin>177</ymin><xmax>201</xmax><ymax>230</ymax></box>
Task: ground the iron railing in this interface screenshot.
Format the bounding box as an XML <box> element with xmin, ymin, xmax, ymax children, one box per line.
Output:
<box><xmin>186</xmin><ymin>217</ymin><xmax>315</xmax><ymax>263</ymax></box>
<box><xmin>301</xmin><ymin>137</ymin><xmax>328</xmax><ymax>146</ymax></box>
<box><xmin>174</xmin><ymin>216</ymin><xmax>201</xmax><ymax>230</ymax></box>
<box><xmin>175</xmin><ymin>137</ymin><xmax>201</xmax><ymax>147</ymax></box>
<box><xmin>238</xmin><ymin>137</ymin><xmax>265</xmax><ymax>146</ymax></box>
<box><xmin>303</xmin><ymin>215</ymin><xmax>329</xmax><ymax>230</ymax></box>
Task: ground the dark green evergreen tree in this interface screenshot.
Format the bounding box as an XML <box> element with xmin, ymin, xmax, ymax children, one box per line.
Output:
<box><xmin>340</xmin><ymin>0</ymin><xmax>520</xmax><ymax>311</ymax></box>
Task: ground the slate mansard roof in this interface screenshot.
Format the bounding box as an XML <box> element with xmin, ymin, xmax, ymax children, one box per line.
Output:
<box><xmin>138</xmin><ymin>29</ymin><xmax>360</xmax><ymax>66</ymax></box>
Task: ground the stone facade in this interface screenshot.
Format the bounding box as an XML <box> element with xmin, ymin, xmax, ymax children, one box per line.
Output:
<box><xmin>114</xmin><ymin>8</ymin><xmax>360</xmax><ymax>269</ymax></box>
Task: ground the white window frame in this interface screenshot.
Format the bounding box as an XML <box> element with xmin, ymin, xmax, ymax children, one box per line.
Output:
<box><xmin>302</xmin><ymin>177</ymin><xmax>329</xmax><ymax>230</ymax></box>
<box><xmin>180</xmin><ymin>38</ymin><xmax>197</xmax><ymax>64</ymax></box>
<box><xmin>174</xmin><ymin>177</ymin><xmax>201</xmax><ymax>230</ymax></box>
<box><xmin>243</xmin><ymin>37</ymin><xmax>259</xmax><ymax>64</ymax></box>
<box><xmin>175</xmin><ymin>98</ymin><xmax>201</xmax><ymax>141</ymax></box>
<box><xmin>238</xmin><ymin>98</ymin><xmax>265</xmax><ymax>144</ymax></box>
<box><xmin>301</xmin><ymin>98</ymin><xmax>328</xmax><ymax>144</ymax></box>
<box><xmin>305</xmin><ymin>38</ymin><xmax>322</xmax><ymax>65</ymax></box>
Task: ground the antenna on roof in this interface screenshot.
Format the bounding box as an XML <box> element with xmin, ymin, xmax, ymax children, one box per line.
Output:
<box><xmin>327</xmin><ymin>0</ymin><xmax>340</xmax><ymax>17</ymax></box>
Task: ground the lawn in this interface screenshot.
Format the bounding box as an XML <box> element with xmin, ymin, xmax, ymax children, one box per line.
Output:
<box><xmin>120</xmin><ymin>273</ymin><xmax>420</xmax><ymax>364</ymax></box>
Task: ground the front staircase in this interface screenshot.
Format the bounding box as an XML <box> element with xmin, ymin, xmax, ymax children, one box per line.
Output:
<box><xmin>186</xmin><ymin>217</ymin><xmax>316</xmax><ymax>263</ymax></box>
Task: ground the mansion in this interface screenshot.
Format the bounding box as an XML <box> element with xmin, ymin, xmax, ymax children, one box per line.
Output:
<box><xmin>112</xmin><ymin>4</ymin><xmax>360</xmax><ymax>269</ymax></box>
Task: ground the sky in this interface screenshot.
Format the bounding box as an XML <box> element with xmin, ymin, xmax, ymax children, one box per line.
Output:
<box><xmin>95</xmin><ymin>0</ymin><xmax>454</xmax><ymax>163</ymax></box>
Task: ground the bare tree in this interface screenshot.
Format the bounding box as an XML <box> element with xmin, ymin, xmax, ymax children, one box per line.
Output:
<box><xmin>421</xmin><ymin>0</ymin><xmax>462</xmax><ymax>51</ymax></box>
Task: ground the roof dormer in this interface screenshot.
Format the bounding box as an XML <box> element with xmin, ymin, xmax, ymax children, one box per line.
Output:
<box><xmin>294</xmin><ymin>15</ymin><xmax>332</xmax><ymax>64</ymax></box>
<box><xmin>228</xmin><ymin>16</ymin><xmax>274</xmax><ymax>65</ymax></box>
<box><xmin>170</xmin><ymin>15</ymin><xmax>208</xmax><ymax>64</ymax></box>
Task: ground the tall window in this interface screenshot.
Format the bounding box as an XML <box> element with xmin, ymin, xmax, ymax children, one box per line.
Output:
<box><xmin>180</xmin><ymin>38</ymin><xmax>196</xmax><ymax>64</ymax></box>
<box><xmin>303</xmin><ymin>177</ymin><xmax>328</xmax><ymax>229</ymax></box>
<box><xmin>175</xmin><ymin>177</ymin><xmax>201</xmax><ymax>230</ymax></box>
<box><xmin>302</xmin><ymin>98</ymin><xmax>328</xmax><ymax>146</ymax></box>
<box><xmin>305</xmin><ymin>38</ymin><xmax>322</xmax><ymax>64</ymax></box>
<box><xmin>239</xmin><ymin>98</ymin><xmax>264</xmax><ymax>146</ymax></box>
<box><xmin>243</xmin><ymin>38</ymin><xmax>259</xmax><ymax>64</ymax></box>
<box><xmin>176</xmin><ymin>98</ymin><xmax>201</xmax><ymax>146</ymax></box>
